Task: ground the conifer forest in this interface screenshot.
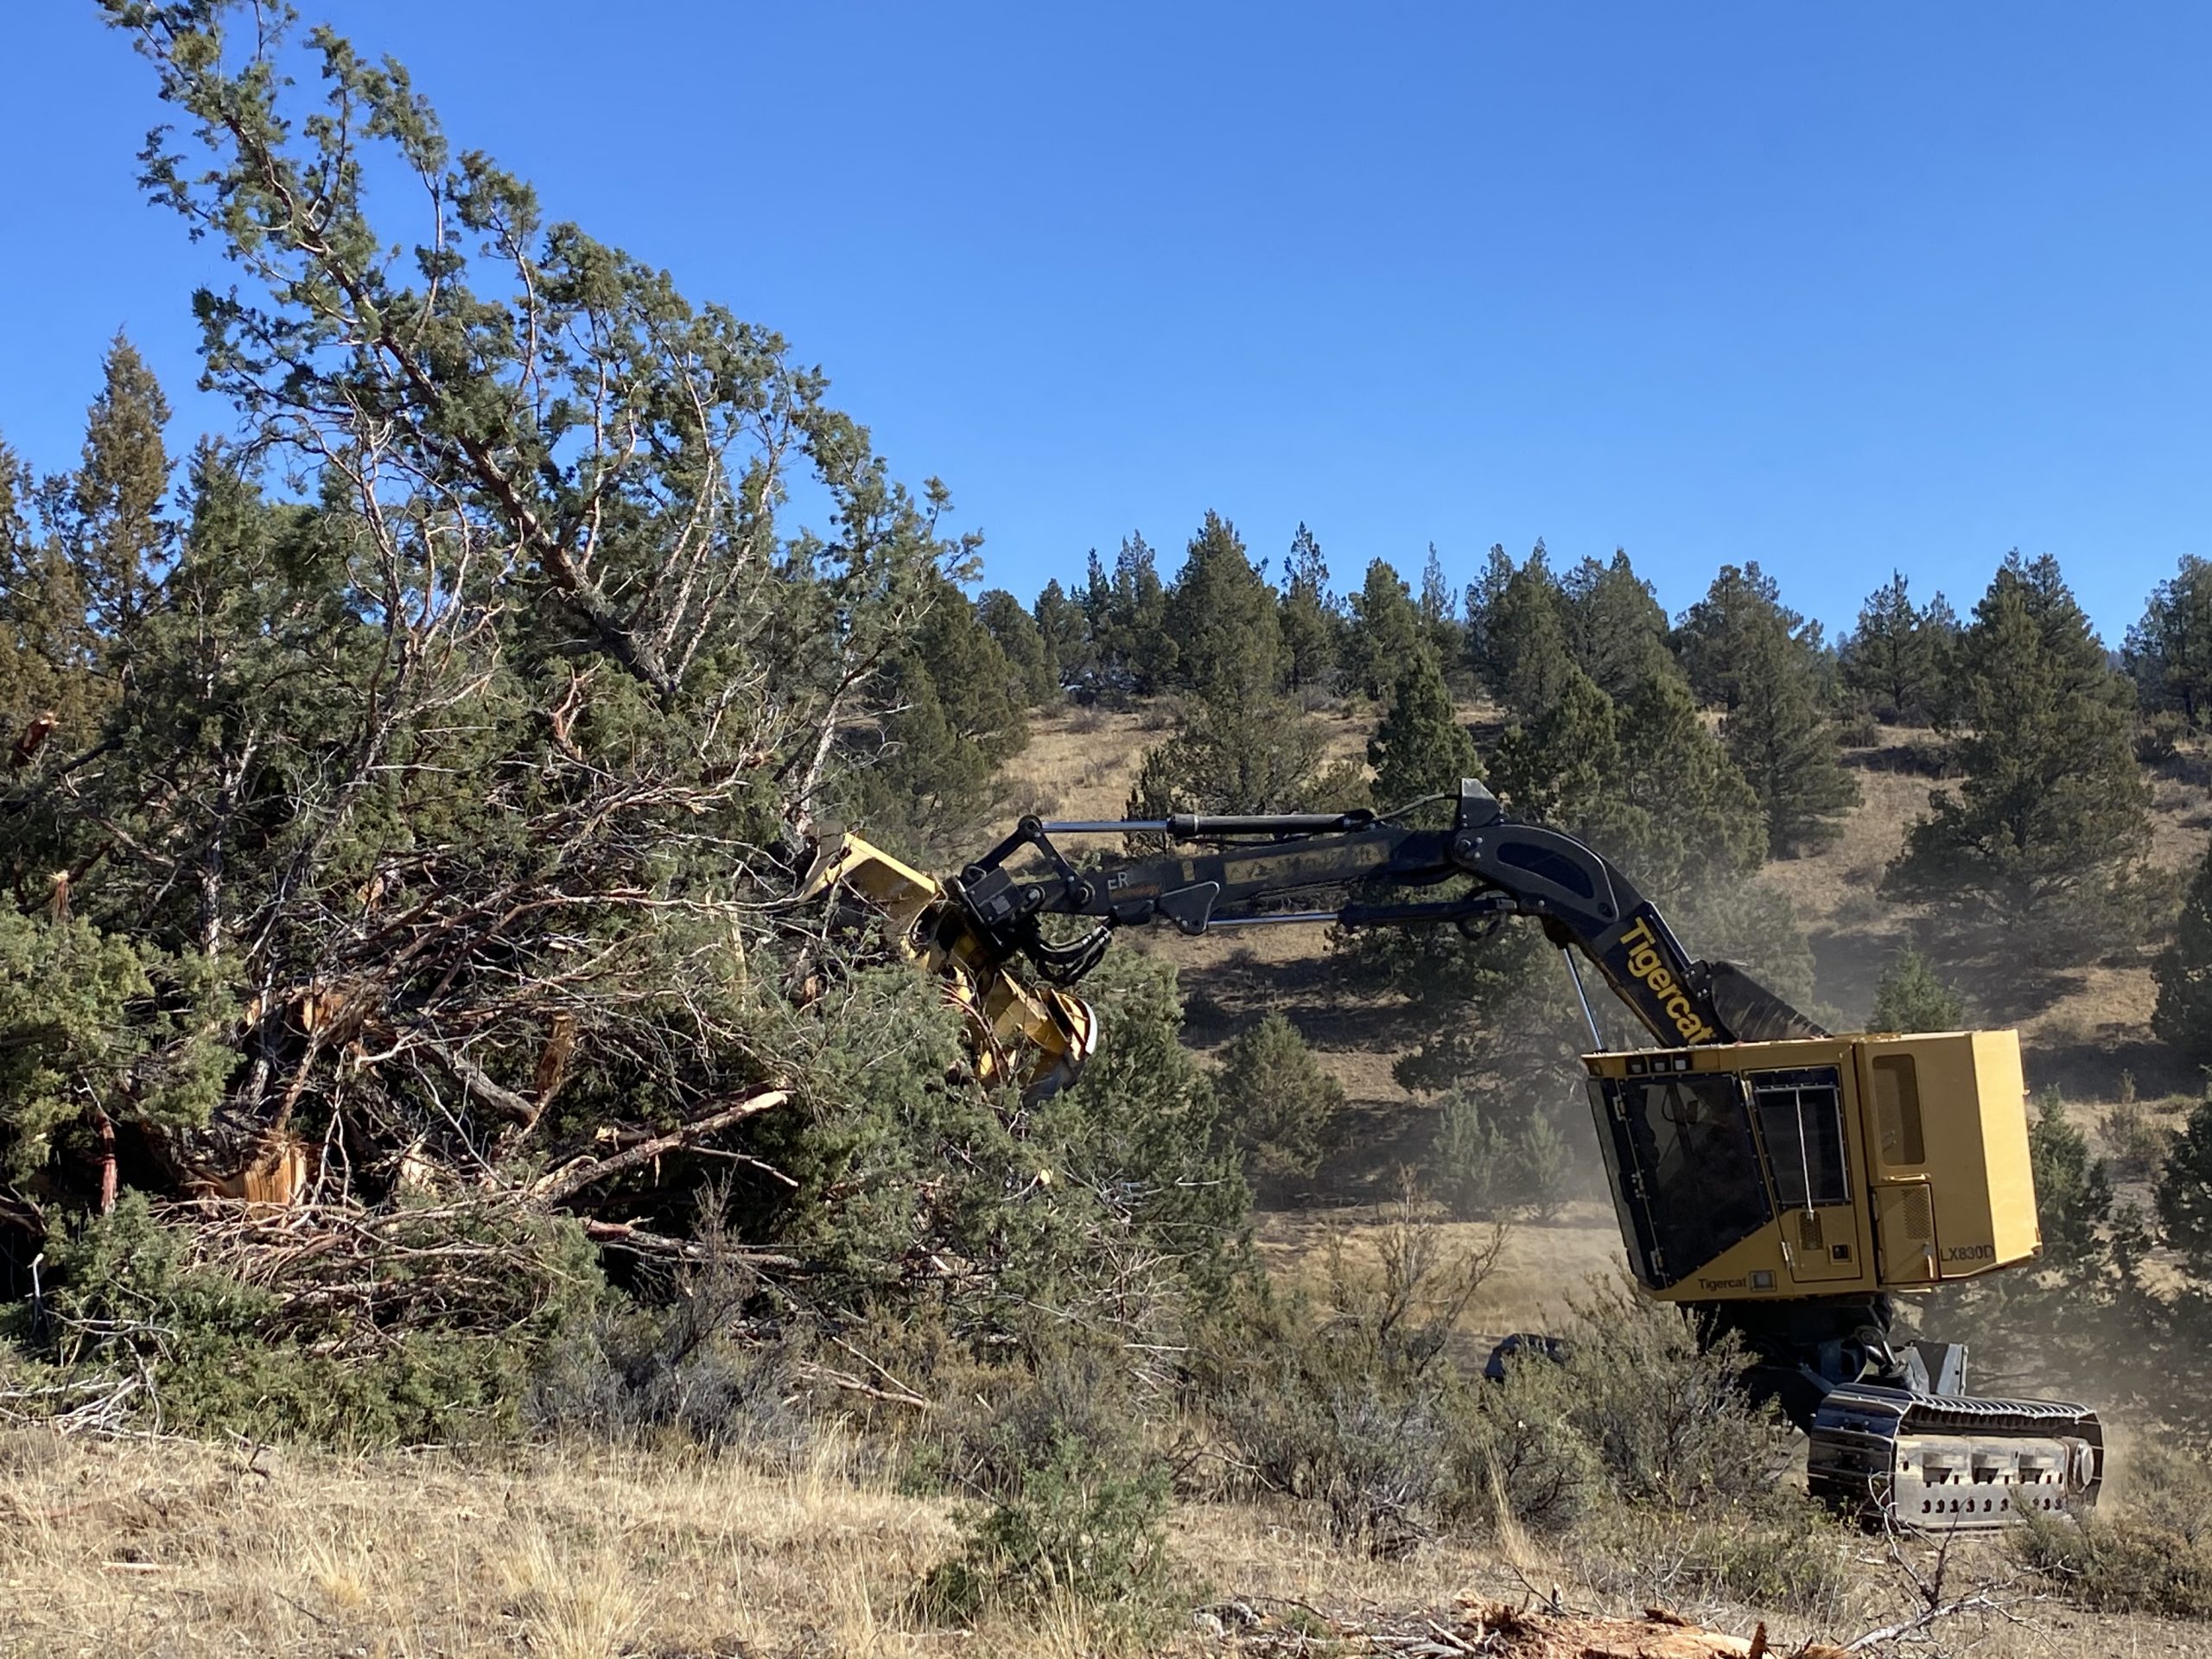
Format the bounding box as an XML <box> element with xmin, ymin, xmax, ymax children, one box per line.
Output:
<box><xmin>10</xmin><ymin>6</ymin><xmax>2212</xmax><ymax>1656</ymax></box>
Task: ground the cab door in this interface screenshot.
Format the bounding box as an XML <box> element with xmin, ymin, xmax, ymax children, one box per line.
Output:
<box><xmin>1747</xmin><ymin>1065</ymin><xmax>1864</xmax><ymax>1284</ymax></box>
<box><xmin>1858</xmin><ymin>1048</ymin><xmax>1940</xmax><ymax>1285</ymax></box>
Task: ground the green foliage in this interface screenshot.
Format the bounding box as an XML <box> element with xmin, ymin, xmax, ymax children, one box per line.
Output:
<box><xmin>2014</xmin><ymin>1440</ymin><xmax>2212</xmax><ymax>1617</ymax></box>
<box><xmin>922</xmin><ymin>1431</ymin><xmax>1173</xmax><ymax>1624</ymax></box>
<box><xmin>1124</xmin><ymin>696</ymin><xmax>1337</xmax><ymax>829</ymax></box>
<box><xmin>2031</xmin><ymin>1089</ymin><xmax>2113</xmax><ymax>1271</ymax></box>
<box><xmin>1867</xmin><ymin>948</ymin><xmax>1966</xmax><ymax>1033</ymax></box>
<box><xmin>1367</xmin><ymin>652</ymin><xmax>1479</xmax><ymax>818</ymax></box>
<box><xmin>1722</xmin><ymin>615</ymin><xmax>1859</xmax><ymax>856</ymax></box>
<box><xmin>1481</xmin><ymin>549</ymin><xmax>1578</xmax><ymax>719</ymax></box>
<box><xmin>1215</xmin><ymin>1012</ymin><xmax>1344</xmax><ymax>1189</ymax></box>
<box><xmin>0</xmin><ymin>910</ymin><xmax>226</xmax><ymax>1185</ymax></box>
<box><xmin>1161</xmin><ymin>512</ymin><xmax>1281</xmax><ymax>713</ymax></box>
<box><xmin>2127</xmin><ymin>554</ymin><xmax>2212</xmax><ymax>729</ymax></box>
<box><xmin>2158</xmin><ymin>1094</ymin><xmax>2212</xmax><ymax>1275</ymax></box>
<box><xmin>1278</xmin><ymin>522</ymin><xmax>1338</xmax><ymax>694</ymax></box>
<box><xmin>1433</xmin><ymin>1088</ymin><xmax>1511</xmax><ymax>1220</ymax></box>
<box><xmin>1885</xmin><ymin>553</ymin><xmax>2155</xmax><ymax>950</ymax></box>
<box><xmin>1339</xmin><ymin>557</ymin><xmax>1430</xmax><ymax>705</ymax></box>
<box><xmin>976</xmin><ymin>588</ymin><xmax>1058</xmax><ymax>706</ymax></box>
<box><xmin>1674</xmin><ymin>563</ymin><xmax>1802</xmax><ymax>713</ymax></box>
<box><xmin>1083</xmin><ymin>537</ymin><xmax>1176</xmax><ymax>696</ymax></box>
<box><xmin>2157</xmin><ymin>837</ymin><xmax>2212</xmax><ymax>1062</ymax></box>
<box><xmin>1840</xmin><ymin>569</ymin><xmax>1956</xmax><ymax>726</ymax></box>
<box><xmin>16</xmin><ymin>1193</ymin><xmax>597</xmax><ymax>1446</ymax></box>
<box><xmin>1032</xmin><ymin>578</ymin><xmax>1090</xmax><ymax>691</ymax></box>
<box><xmin>1561</xmin><ymin>550</ymin><xmax>1674</xmax><ymax>701</ymax></box>
<box><xmin>842</xmin><ymin>577</ymin><xmax>1029</xmax><ymax>862</ymax></box>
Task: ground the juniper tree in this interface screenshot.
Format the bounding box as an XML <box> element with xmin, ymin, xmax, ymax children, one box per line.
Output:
<box><xmin>2126</xmin><ymin>555</ymin><xmax>2212</xmax><ymax>729</ymax></box>
<box><xmin>1484</xmin><ymin>550</ymin><xmax>1579</xmax><ymax>719</ymax></box>
<box><xmin>44</xmin><ymin>332</ymin><xmax>174</xmax><ymax>667</ymax></box>
<box><xmin>1215</xmin><ymin>1010</ymin><xmax>1344</xmax><ymax>1188</ymax></box>
<box><xmin>0</xmin><ymin>439</ymin><xmax>102</xmax><ymax>754</ymax></box>
<box><xmin>52</xmin><ymin>2</ymin><xmax>1004</xmax><ymax>1236</ymax></box>
<box><xmin>977</xmin><ymin>588</ymin><xmax>1058</xmax><ymax>706</ymax></box>
<box><xmin>1339</xmin><ymin>557</ymin><xmax>1429</xmax><ymax>705</ymax></box>
<box><xmin>1885</xmin><ymin>554</ymin><xmax>2153</xmax><ymax>948</ymax></box>
<box><xmin>1368</xmin><ymin>652</ymin><xmax>1478</xmax><ymax>820</ymax></box>
<box><xmin>1462</xmin><ymin>542</ymin><xmax>1515</xmax><ymax>689</ymax></box>
<box><xmin>1161</xmin><ymin>512</ymin><xmax>1281</xmax><ymax>712</ymax></box>
<box><xmin>1033</xmin><ymin>578</ymin><xmax>1090</xmax><ymax>693</ymax></box>
<box><xmin>1086</xmin><ymin>536</ymin><xmax>1176</xmax><ymax>695</ymax></box>
<box><xmin>1418</xmin><ymin>542</ymin><xmax>1463</xmax><ymax>665</ymax></box>
<box><xmin>1561</xmin><ymin>550</ymin><xmax>1673</xmax><ymax>702</ymax></box>
<box><xmin>1278</xmin><ymin>522</ymin><xmax>1338</xmax><ymax>694</ymax></box>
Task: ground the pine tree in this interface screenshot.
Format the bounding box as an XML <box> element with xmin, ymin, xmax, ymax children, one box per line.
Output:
<box><xmin>1885</xmin><ymin>553</ymin><xmax>2152</xmax><ymax>945</ymax></box>
<box><xmin>1722</xmin><ymin>616</ymin><xmax>1859</xmax><ymax>855</ymax></box>
<box><xmin>2126</xmin><ymin>555</ymin><xmax>2212</xmax><ymax>728</ymax></box>
<box><xmin>1869</xmin><ymin>949</ymin><xmax>1966</xmax><ymax>1032</ymax></box>
<box><xmin>1368</xmin><ymin>652</ymin><xmax>1479</xmax><ymax>819</ymax></box>
<box><xmin>1278</xmin><ymin>522</ymin><xmax>1338</xmax><ymax>694</ymax></box>
<box><xmin>1674</xmin><ymin>562</ymin><xmax>1800</xmax><ymax>713</ymax></box>
<box><xmin>2154</xmin><ymin>837</ymin><xmax>2212</xmax><ymax>1059</ymax></box>
<box><xmin>1338</xmin><ymin>557</ymin><xmax>1429</xmax><ymax>704</ymax></box>
<box><xmin>1840</xmin><ymin>570</ymin><xmax>1951</xmax><ymax>726</ymax></box>
<box><xmin>976</xmin><ymin>588</ymin><xmax>1057</xmax><ymax>705</ymax></box>
<box><xmin>1161</xmin><ymin>511</ymin><xmax>1281</xmax><ymax>712</ymax></box>
<box><xmin>1562</xmin><ymin>550</ymin><xmax>1672</xmax><ymax>701</ymax></box>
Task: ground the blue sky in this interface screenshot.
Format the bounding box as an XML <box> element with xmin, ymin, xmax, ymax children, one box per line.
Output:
<box><xmin>4</xmin><ymin>3</ymin><xmax>2209</xmax><ymax>641</ymax></box>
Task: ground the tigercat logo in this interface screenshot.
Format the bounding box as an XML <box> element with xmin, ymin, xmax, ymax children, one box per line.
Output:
<box><xmin>1696</xmin><ymin>1275</ymin><xmax>1749</xmax><ymax>1292</ymax></box>
<box><xmin>1618</xmin><ymin>918</ymin><xmax>1719</xmax><ymax>1043</ymax></box>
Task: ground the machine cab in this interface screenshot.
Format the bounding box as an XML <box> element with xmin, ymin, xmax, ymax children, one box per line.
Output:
<box><xmin>1580</xmin><ymin>1031</ymin><xmax>2041</xmax><ymax>1304</ymax></box>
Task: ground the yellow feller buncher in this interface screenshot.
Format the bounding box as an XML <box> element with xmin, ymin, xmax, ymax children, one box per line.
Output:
<box><xmin>803</xmin><ymin>779</ymin><xmax>2103</xmax><ymax>1533</ymax></box>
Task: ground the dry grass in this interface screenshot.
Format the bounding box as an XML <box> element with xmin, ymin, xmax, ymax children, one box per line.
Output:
<box><xmin>3</xmin><ymin>1427</ymin><xmax>2204</xmax><ymax>1657</ymax></box>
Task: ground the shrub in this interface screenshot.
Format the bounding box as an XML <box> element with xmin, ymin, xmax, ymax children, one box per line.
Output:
<box><xmin>2014</xmin><ymin>1443</ymin><xmax>2212</xmax><ymax>1617</ymax></box>
<box><xmin>1575</xmin><ymin>1496</ymin><xmax>1852</xmax><ymax>1616</ymax></box>
<box><xmin>1433</xmin><ymin>1088</ymin><xmax>1511</xmax><ymax>1220</ymax></box>
<box><xmin>2139</xmin><ymin>710</ymin><xmax>2187</xmax><ymax>768</ymax></box>
<box><xmin>1867</xmin><ymin>947</ymin><xmax>1965</xmax><ymax>1033</ymax></box>
<box><xmin>16</xmin><ymin>1194</ymin><xmax>584</xmax><ymax>1446</ymax></box>
<box><xmin>2031</xmin><ymin>1090</ymin><xmax>2114</xmax><ymax>1271</ymax></box>
<box><xmin>2101</xmin><ymin>1098</ymin><xmax>2169</xmax><ymax>1185</ymax></box>
<box><xmin>1835</xmin><ymin>710</ymin><xmax>1881</xmax><ymax>749</ymax></box>
<box><xmin>1512</xmin><ymin>1112</ymin><xmax>1573</xmax><ymax>1222</ymax></box>
<box><xmin>1215</xmin><ymin>1011</ymin><xmax>1344</xmax><ymax>1189</ymax></box>
<box><xmin>920</xmin><ymin>1430</ymin><xmax>1173</xmax><ymax>1624</ymax></box>
<box><xmin>529</xmin><ymin>1213</ymin><xmax>810</xmax><ymax>1459</ymax></box>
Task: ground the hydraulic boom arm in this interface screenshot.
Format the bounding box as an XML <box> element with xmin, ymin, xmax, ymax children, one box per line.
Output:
<box><xmin>941</xmin><ymin>779</ymin><xmax>1824</xmax><ymax>1052</ymax></box>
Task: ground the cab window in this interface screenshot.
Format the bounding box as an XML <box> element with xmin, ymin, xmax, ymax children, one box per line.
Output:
<box><xmin>1871</xmin><ymin>1055</ymin><xmax>1926</xmax><ymax>1166</ymax></box>
<box><xmin>1751</xmin><ymin>1066</ymin><xmax>1850</xmax><ymax>1209</ymax></box>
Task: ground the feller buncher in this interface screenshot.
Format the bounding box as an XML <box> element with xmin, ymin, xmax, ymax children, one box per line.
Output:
<box><xmin>802</xmin><ymin>779</ymin><xmax>2103</xmax><ymax>1533</ymax></box>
